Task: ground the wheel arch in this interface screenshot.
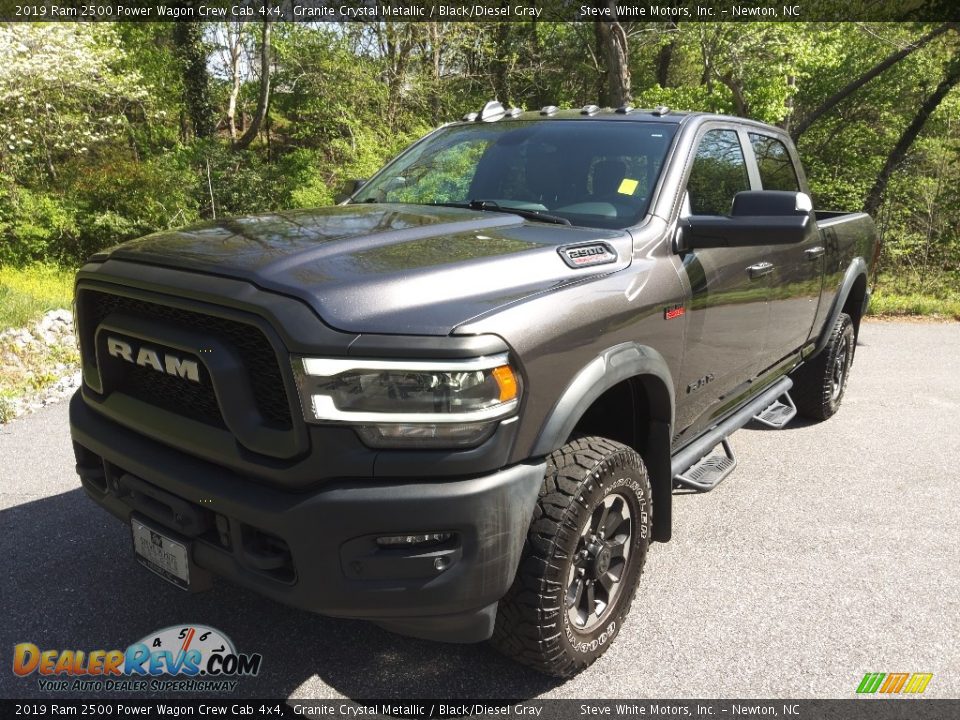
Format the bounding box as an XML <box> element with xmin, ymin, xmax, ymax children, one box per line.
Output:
<box><xmin>814</xmin><ymin>257</ymin><xmax>868</xmax><ymax>356</ymax></box>
<box><xmin>530</xmin><ymin>343</ymin><xmax>675</xmax><ymax>542</ymax></box>
<box><xmin>843</xmin><ymin>273</ymin><xmax>869</xmax><ymax>338</ymax></box>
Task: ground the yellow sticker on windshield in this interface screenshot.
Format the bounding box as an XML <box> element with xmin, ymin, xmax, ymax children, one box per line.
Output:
<box><xmin>618</xmin><ymin>178</ymin><xmax>639</xmax><ymax>195</ymax></box>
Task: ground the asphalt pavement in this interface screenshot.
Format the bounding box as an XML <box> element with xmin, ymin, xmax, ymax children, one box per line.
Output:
<box><xmin>1</xmin><ymin>321</ymin><xmax>958</xmax><ymax>700</ymax></box>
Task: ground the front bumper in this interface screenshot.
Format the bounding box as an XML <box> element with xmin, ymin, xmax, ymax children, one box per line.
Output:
<box><xmin>70</xmin><ymin>391</ymin><xmax>544</xmax><ymax>643</ymax></box>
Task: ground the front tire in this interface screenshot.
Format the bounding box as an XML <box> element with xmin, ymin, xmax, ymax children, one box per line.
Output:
<box><xmin>490</xmin><ymin>436</ymin><xmax>652</xmax><ymax>677</ymax></box>
<box><xmin>792</xmin><ymin>312</ymin><xmax>856</xmax><ymax>421</ymax></box>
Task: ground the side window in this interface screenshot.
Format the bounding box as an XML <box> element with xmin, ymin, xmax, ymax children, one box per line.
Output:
<box><xmin>749</xmin><ymin>133</ymin><xmax>800</xmax><ymax>192</ymax></box>
<box><xmin>687</xmin><ymin>130</ymin><xmax>750</xmax><ymax>215</ymax></box>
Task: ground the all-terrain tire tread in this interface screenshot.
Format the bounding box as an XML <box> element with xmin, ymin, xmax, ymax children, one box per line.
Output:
<box><xmin>490</xmin><ymin>436</ymin><xmax>650</xmax><ymax>678</ymax></box>
<box><xmin>792</xmin><ymin>312</ymin><xmax>855</xmax><ymax>421</ymax></box>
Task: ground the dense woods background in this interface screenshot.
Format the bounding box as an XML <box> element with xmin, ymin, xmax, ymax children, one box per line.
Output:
<box><xmin>1</xmin><ymin>20</ymin><xmax>958</xmax><ymax>305</ymax></box>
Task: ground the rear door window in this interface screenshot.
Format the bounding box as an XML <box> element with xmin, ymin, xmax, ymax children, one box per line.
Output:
<box><xmin>748</xmin><ymin>133</ymin><xmax>801</xmax><ymax>192</ymax></box>
<box><xmin>687</xmin><ymin>130</ymin><xmax>750</xmax><ymax>215</ymax></box>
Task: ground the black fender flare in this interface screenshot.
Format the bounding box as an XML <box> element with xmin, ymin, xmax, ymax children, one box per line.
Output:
<box><xmin>530</xmin><ymin>342</ymin><xmax>675</xmax><ymax>542</ymax></box>
<box><xmin>813</xmin><ymin>257</ymin><xmax>867</xmax><ymax>357</ymax></box>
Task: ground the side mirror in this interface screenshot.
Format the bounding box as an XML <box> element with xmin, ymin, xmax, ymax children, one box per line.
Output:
<box><xmin>731</xmin><ymin>190</ymin><xmax>812</xmax><ymax>217</ymax></box>
<box><xmin>676</xmin><ymin>191</ymin><xmax>813</xmax><ymax>251</ymax></box>
<box><xmin>336</xmin><ymin>178</ymin><xmax>367</xmax><ymax>204</ymax></box>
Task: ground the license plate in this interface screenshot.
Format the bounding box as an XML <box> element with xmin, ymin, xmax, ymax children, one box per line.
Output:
<box><xmin>132</xmin><ymin>519</ymin><xmax>190</xmax><ymax>590</ymax></box>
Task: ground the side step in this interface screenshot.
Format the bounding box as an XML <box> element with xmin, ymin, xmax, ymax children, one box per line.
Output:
<box><xmin>752</xmin><ymin>392</ymin><xmax>797</xmax><ymax>429</ymax></box>
<box><xmin>671</xmin><ymin>376</ymin><xmax>793</xmax><ymax>494</ymax></box>
<box><xmin>674</xmin><ymin>439</ymin><xmax>736</xmax><ymax>492</ymax></box>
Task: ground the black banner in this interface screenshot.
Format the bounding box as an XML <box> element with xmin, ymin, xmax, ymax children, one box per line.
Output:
<box><xmin>3</xmin><ymin>699</ymin><xmax>960</xmax><ymax>719</ymax></box>
<box><xmin>0</xmin><ymin>0</ymin><xmax>958</xmax><ymax>23</ymax></box>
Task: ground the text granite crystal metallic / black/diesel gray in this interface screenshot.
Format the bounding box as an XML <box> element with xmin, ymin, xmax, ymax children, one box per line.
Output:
<box><xmin>69</xmin><ymin>102</ymin><xmax>879</xmax><ymax>677</ymax></box>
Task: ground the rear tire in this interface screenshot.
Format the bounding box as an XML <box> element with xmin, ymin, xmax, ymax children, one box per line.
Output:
<box><xmin>792</xmin><ymin>312</ymin><xmax>856</xmax><ymax>421</ymax></box>
<box><xmin>490</xmin><ymin>436</ymin><xmax>652</xmax><ymax>677</ymax></box>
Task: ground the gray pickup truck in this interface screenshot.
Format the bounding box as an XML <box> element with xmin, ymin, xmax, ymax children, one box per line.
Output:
<box><xmin>70</xmin><ymin>102</ymin><xmax>878</xmax><ymax>677</ymax></box>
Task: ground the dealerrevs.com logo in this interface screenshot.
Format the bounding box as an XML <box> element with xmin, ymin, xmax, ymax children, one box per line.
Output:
<box><xmin>12</xmin><ymin>625</ymin><xmax>262</xmax><ymax>693</ymax></box>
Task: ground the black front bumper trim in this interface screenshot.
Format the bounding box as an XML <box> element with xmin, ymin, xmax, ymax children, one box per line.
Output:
<box><xmin>70</xmin><ymin>391</ymin><xmax>545</xmax><ymax>643</ymax></box>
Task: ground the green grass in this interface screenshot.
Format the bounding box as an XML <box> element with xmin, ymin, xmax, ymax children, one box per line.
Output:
<box><xmin>868</xmin><ymin>290</ymin><xmax>960</xmax><ymax>320</ymax></box>
<box><xmin>0</xmin><ymin>264</ymin><xmax>78</xmax><ymax>422</ymax></box>
<box><xmin>0</xmin><ymin>264</ymin><xmax>75</xmax><ymax>330</ymax></box>
<box><xmin>868</xmin><ymin>271</ymin><xmax>960</xmax><ymax>320</ymax></box>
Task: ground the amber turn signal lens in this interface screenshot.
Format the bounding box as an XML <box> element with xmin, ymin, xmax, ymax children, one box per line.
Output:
<box><xmin>492</xmin><ymin>365</ymin><xmax>518</xmax><ymax>402</ymax></box>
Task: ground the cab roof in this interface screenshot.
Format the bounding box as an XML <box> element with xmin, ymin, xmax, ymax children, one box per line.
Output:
<box><xmin>454</xmin><ymin>100</ymin><xmax>786</xmax><ymax>137</ymax></box>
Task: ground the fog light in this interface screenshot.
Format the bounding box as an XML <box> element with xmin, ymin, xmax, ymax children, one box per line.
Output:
<box><xmin>356</xmin><ymin>421</ymin><xmax>496</xmax><ymax>449</ymax></box>
<box><xmin>375</xmin><ymin>532</ymin><xmax>452</xmax><ymax>548</ymax></box>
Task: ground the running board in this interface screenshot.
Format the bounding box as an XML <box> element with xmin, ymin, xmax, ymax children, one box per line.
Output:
<box><xmin>674</xmin><ymin>439</ymin><xmax>736</xmax><ymax>492</ymax></box>
<box><xmin>752</xmin><ymin>392</ymin><xmax>797</xmax><ymax>429</ymax></box>
<box><xmin>671</xmin><ymin>376</ymin><xmax>793</xmax><ymax>493</ymax></box>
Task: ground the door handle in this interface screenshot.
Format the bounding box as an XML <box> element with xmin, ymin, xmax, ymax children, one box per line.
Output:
<box><xmin>747</xmin><ymin>262</ymin><xmax>774</xmax><ymax>279</ymax></box>
<box><xmin>805</xmin><ymin>246</ymin><xmax>825</xmax><ymax>260</ymax></box>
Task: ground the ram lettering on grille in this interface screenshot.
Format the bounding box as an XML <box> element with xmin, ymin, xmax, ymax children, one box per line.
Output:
<box><xmin>107</xmin><ymin>337</ymin><xmax>200</xmax><ymax>383</ymax></box>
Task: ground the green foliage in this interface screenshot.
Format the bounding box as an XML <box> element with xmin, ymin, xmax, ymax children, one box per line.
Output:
<box><xmin>0</xmin><ymin>181</ymin><xmax>78</xmax><ymax>265</ymax></box>
<box><xmin>0</xmin><ymin>264</ymin><xmax>75</xmax><ymax>330</ymax></box>
<box><xmin>0</xmin><ymin>264</ymin><xmax>80</xmax><ymax>417</ymax></box>
<box><xmin>0</xmin><ymin>20</ymin><xmax>956</xmax><ymax>315</ymax></box>
<box><xmin>172</xmin><ymin>23</ymin><xmax>216</xmax><ymax>138</ymax></box>
<box><xmin>635</xmin><ymin>84</ymin><xmax>732</xmax><ymax>115</ymax></box>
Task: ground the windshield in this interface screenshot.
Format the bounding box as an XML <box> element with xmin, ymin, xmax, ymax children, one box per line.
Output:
<box><xmin>352</xmin><ymin>120</ymin><xmax>678</xmax><ymax>230</ymax></box>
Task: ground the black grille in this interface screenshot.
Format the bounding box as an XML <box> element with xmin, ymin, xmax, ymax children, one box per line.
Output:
<box><xmin>78</xmin><ymin>289</ymin><xmax>292</xmax><ymax>430</ymax></box>
<box><xmin>116</xmin><ymin>352</ymin><xmax>224</xmax><ymax>428</ymax></box>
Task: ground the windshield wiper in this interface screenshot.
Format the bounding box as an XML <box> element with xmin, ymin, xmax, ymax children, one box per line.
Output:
<box><xmin>429</xmin><ymin>200</ymin><xmax>572</xmax><ymax>226</ymax></box>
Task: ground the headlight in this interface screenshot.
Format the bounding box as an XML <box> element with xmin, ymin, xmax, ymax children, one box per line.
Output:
<box><xmin>292</xmin><ymin>354</ymin><xmax>521</xmax><ymax>449</ymax></box>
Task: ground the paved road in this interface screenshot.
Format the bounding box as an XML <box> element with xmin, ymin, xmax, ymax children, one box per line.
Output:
<box><xmin>1</xmin><ymin>321</ymin><xmax>958</xmax><ymax>701</ymax></box>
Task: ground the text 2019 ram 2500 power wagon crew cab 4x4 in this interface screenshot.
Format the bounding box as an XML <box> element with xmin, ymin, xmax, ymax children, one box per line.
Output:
<box><xmin>70</xmin><ymin>102</ymin><xmax>878</xmax><ymax>676</ymax></box>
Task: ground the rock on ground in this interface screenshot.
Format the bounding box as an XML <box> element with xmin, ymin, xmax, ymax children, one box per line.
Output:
<box><xmin>0</xmin><ymin>309</ymin><xmax>81</xmax><ymax>424</ymax></box>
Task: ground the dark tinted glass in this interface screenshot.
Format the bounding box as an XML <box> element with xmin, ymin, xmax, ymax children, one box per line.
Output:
<box><xmin>749</xmin><ymin>133</ymin><xmax>800</xmax><ymax>192</ymax></box>
<box><xmin>687</xmin><ymin>129</ymin><xmax>750</xmax><ymax>215</ymax></box>
<box><xmin>353</xmin><ymin>120</ymin><xmax>678</xmax><ymax>229</ymax></box>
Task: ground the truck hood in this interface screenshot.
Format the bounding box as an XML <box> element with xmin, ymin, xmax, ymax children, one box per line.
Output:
<box><xmin>100</xmin><ymin>204</ymin><xmax>632</xmax><ymax>335</ymax></box>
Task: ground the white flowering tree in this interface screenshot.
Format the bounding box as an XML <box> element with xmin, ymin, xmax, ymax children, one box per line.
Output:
<box><xmin>0</xmin><ymin>24</ymin><xmax>150</xmax><ymax>182</ymax></box>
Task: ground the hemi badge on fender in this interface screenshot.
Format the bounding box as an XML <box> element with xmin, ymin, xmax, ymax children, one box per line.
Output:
<box><xmin>558</xmin><ymin>242</ymin><xmax>618</xmax><ymax>269</ymax></box>
<box><xmin>664</xmin><ymin>304</ymin><xmax>685</xmax><ymax>320</ymax></box>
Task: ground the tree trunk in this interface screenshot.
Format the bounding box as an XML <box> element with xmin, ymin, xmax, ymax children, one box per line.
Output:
<box><xmin>429</xmin><ymin>23</ymin><xmax>442</xmax><ymax>116</ymax></box>
<box><xmin>793</xmin><ymin>22</ymin><xmax>955</xmax><ymax>140</ymax></box>
<box><xmin>594</xmin><ymin>23</ymin><xmax>609</xmax><ymax>106</ymax></box>
<box><xmin>655</xmin><ymin>21</ymin><xmax>679</xmax><ymax>88</ymax></box>
<box><xmin>225</xmin><ymin>23</ymin><xmax>243</xmax><ymax>141</ymax></box>
<box><xmin>491</xmin><ymin>22</ymin><xmax>512</xmax><ymax>105</ymax></box>
<box><xmin>172</xmin><ymin>23</ymin><xmax>215</xmax><ymax>139</ymax></box>
<box><xmin>863</xmin><ymin>58</ymin><xmax>960</xmax><ymax>217</ymax></box>
<box><xmin>720</xmin><ymin>71</ymin><xmax>749</xmax><ymax>117</ymax></box>
<box><xmin>380</xmin><ymin>21</ymin><xmax>416</xmax><ymax>127</ymax></box>
<box><xmin>234</xmin><ymin>19</ymin><xmax>272</xmax><ymax>151</ymax></box>
<box><xmin>595</xmin><ymin>2</ymin><xmax>631</xmax><ymax>107</ymax></box>
<box><xmin>781</xmin><ymin>65</ymin><xmax>796</xmax><ymax>132</ymax></box>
